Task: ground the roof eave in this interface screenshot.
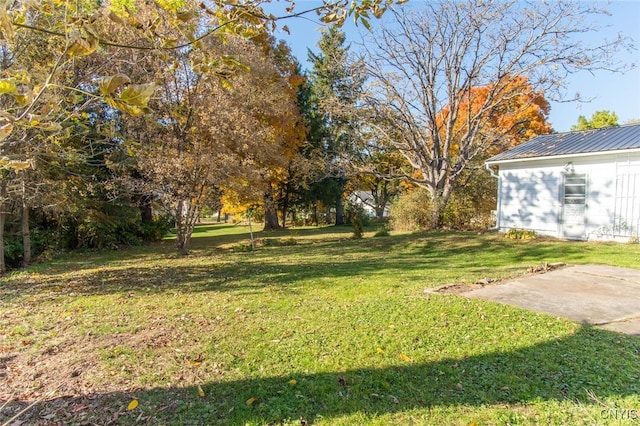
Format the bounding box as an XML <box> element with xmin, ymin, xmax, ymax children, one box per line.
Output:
<box><xmin>485</xmin><ymin>147</ymin><xmax>640</xmax><ymax>166</ymax></box>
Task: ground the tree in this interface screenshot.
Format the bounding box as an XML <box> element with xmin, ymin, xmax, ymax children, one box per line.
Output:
<box><xmin>283</xmin><ymin>67</ymin><xmax>337</xmax><ymax>226</ymax></box>
<box><xmin>571</xmin><ymin>110</ymin><xmax>619</xmax><ymax>131</ymax></box>
<box><xmin>0</xmin><ymin>0</ymin><xmax>401</xmax><ymax>141</ymax></box>
<box><xmin>208</xmin><ymin>34</ymin><xmax>305</xmax><ymax>232</ymax></box>
<box><xmin>351</xmin><ymin>132</ymin><xmax>407</xmax><ymax>220</ymax></box>
<box><xmin>249</xmin><ymin>33</ymin><xmax>306</xmax><ymax>231</ymax></box>
<box><xmin>362</xmin><ymin>1</ymin><xmax>629</xmax><ymax>228</ymax></box>
<box><xmin>0</xmin><ymin>3</ymin><xmax>124</xmax><ymax>270</ymax></box>
<box><xmin>0</xmin><ymin>0</ymin><xmax>402</xmax><ymax>268</ymax></box>
<box><xmin>308</xmin><ymin>27</ymin><xmax>365</xmax><ymax>225</ymax></box>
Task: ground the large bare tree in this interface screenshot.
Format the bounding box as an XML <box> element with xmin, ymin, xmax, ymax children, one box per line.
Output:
<box><xmin>362</xmin><ymin>1</ymin><xmax>633</xmax><ymax>227</ymax></box>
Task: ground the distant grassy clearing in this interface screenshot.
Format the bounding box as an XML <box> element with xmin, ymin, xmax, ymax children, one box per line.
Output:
<box><xmin>1</xmin><ymin>225</ymin><xmax>639</xmax><ymax>425</ymax></box>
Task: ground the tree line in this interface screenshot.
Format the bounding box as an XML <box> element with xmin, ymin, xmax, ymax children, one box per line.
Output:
<box><xmin>0</xmin><ymin>0</ymin><xmax>630</xmax><ymax>272</ymax></box>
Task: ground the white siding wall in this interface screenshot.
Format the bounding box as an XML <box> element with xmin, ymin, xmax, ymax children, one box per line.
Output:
<box><xmin>498</xmin><ymin>162</ymin><xmax>563</xmax><ymax>236</ymax></box>
<box><xmin>497</xmin><ymin>151</ymin><xmax>640</xmax><ymax>240</ymax></box>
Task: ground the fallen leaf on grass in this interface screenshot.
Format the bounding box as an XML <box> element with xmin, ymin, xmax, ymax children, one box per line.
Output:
<box><xmin>189</xmin><ymin>354</ymin><xmax>204</xmax><ymax>366</ymax></box>
<box><xmin>127</xmin><ymin>400</ymin><xmax>138</xmax><ymax>410</ymax></box>
<box><xmin>288</xmin><ymin>379</ymin><xmax>297</xmax><ymax>386</ymax></box>
<box><xmin>246</xmin><ymin>397</ymin><xmax>257</xmax><ymax>405</ymax></box>
<box><xmin>376</xmin><ymin>347</ymin><xmax>384</xmax><ymax>354</ymax></box>
<box><xmin>400</xmin><ymin>353</ymin><xmax>412</xmax><ymax>362</ymax></box>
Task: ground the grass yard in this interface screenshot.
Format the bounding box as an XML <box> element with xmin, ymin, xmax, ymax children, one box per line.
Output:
<box><xmin>1</xmin><ymin>225</ymin><xmax>639</xmax><ymax>425</ymax></box>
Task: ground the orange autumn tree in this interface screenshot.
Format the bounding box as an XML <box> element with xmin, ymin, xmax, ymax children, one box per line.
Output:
<box><xmin>433</xmin><ymin>75</ymin><xmax>551</xmax><ymax>228</ymax></box>
<box><xmin>397</xmin><ymin>75</ymin><xmax>551</xmax><ymax>228</ymax></box>
<box><xmin>438</xmin><ymin>75</ymin><xmax>551</xmax><ymax>161</ymax></box>
<box><xmin>360</xmin><ymin>0</ymin><xmax>627</xmax><ymax>228</ymax></box>
<box><xmin>385</xmin><ymin>75</ymin><xmax>551</xmax><ymax>230</ymax></box>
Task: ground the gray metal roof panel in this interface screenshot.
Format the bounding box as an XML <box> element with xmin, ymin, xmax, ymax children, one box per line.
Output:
<box><xmin>486</xmin><ymin>124</ymin><xmax>640</xmax><ymax>163</ymax></box>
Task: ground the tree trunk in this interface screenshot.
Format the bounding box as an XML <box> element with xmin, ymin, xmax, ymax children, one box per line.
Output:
<box><xmin>281</xmin><ymin>200</ymin><xmax>289</xmax><ymax>229</ymax></box>
<box><xmin>139</xmin><ymin>194</ymin><xmax>153</xmax><ymax>224</ymax></box>
<box><xmin>19</xmin><ymin>175</ymin><xmax>30</xmax><ymax>266</ymax></box>
<box><xmin>429</xmin><ymin>184</ymin><xmax>454</xmax><ymax>229</ymax></box>
<box><xmin>373</xmin><ymin>181</ymin><xmax>389</xmax><ymax>220</ymax></box>
<box><xmin>0</xmin><ymin>186</ymin><xmax>5</xmax><ymax>275</ymax></box>
<box><xmin>335</xmin><ymin>195</ymin><xmax>344</xmax><ymax>226</ymax></box>
<box><xmin>263</xmin><ymin>188</ymin><xmax>280</xmax><ymax>231</ymax></box>
<box><xmin>281</xmin><ymin>179</ymin><xmax>293</xmax><ymax>229</ymax></box>
<box><xmin>22</xmin><ymin>198</ymin><xmax>30</xmax><ymax>266</ymax></box>
<box><xmin>430</xmin><ymin>204</ymin><xmax>443</xmax><ymax>229</ymax></box>
<box><xmin>175</xmin><ymin>200</ymin><xmax>189</xmax><ymax>255</ymax></box>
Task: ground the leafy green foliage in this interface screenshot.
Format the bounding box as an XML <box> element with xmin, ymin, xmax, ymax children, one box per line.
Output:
<box><xmin>571</xmin><ymin>110</ymin><xmax>619</xmax><ymax>131</ymax></box>
<box><xmin>306</xmin><ymin>26</ymin><xmax>365</xmax><ymax>226</ymax></box>
<box><xmin>441</xmin><ymin>171</ymin><xmax>497</xmax><ymax>230</ymax></box>
<box><xmin>345</xmin><ymin>201</ymin><xmax>366</xmax><ymax>238</ymax></box>
<box><xmin>1</xmin><ymin>235</ymin><xmax>23</xmax><ymax>269</ymax></box>
<box><xmin>262</xmin><ymin>237</ymin><xmax>298</xmax><ymax>247</ymax></box>
<box><xmin>389</xmin><ymin>189</ymin><xmax>433</xmax><ymax>231</ymax></box>
<box><xmin>74</xmin><ymin>202</ymin><xmax>143</xmax><ymax>249</ymax></box>
<box><xmin>505</xmin><ymin>228</ymin><xmax>538</xmax><ymax>240</ymax></box>
<box><xmin>140</xmin><ymin>215</ymin><xmax>173</xmax><ymax>242</ymax></box>
<box><xmin>373</xmin><ymin>226</ymin><xmax>390</xmax><ymax>237</ymax></box>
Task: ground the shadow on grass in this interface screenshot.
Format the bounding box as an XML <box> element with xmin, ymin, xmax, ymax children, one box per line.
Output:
<box><xmin>2</xmin><ymin>326</ymin><xmax>638</xmax><ymax>425</ymax></box>
<box><xmin>0</xmin><ymin>231</ymin><xmax>599</xmax><ymax>303</ymax></box>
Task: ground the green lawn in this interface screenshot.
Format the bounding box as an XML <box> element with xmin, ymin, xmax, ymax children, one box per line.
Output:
<box><xmin>1</xmin><ymin>225</ymin><xmax>639</xmax><ymax>425</ymax></box>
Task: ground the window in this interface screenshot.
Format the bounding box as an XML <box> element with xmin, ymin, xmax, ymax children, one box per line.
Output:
<box><xmin>564</xmin><ymin>175</ymin><xmax>586</xmax><ymax>205</ymax></box>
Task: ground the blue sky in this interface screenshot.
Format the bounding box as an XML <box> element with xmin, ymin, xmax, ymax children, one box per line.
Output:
<box><xmin>269</xmin><ymin>1</ymin><xmax>640</xmax><ymax>133</ymax></box>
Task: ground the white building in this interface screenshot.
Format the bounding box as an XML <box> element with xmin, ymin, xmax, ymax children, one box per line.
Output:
<box><xmin>348</xmin><ymin>191</ymin><xmax>390</xmax><ymax>218</ymax></box>
<box><xmin>485</xmin><ymin>125</ymin><xmax>640</xmax><ymax>241</ymax></box>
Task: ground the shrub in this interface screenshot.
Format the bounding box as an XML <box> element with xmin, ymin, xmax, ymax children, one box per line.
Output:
<box><xmin>389</xmin><ymin>189</ymin><xmax>433</xmax><ymax>232</ymax></box>
<box><xmin>2</xmin><ymin>236</ymin><xmax>23</xmax><ymax>269</ymax></box>
<box><xmin>352</xmin><ymin>214</ymin><xmax>364</xmax><ymax>239</ymax></box>
<box><xmin>345</xmin><ymin>201</ymin><xmax>366</xmax><ymax>238</ymax></box>
<box><xmin>69</xmin><ymin>202</ymin><xmax>146</xmax><ymax>249</ymax></box>
<box><xmin>235</xmin><ymin>208</ymin><xmax>264</xmax><ymax>224</ymax></box>
<box><xmin>262</xmin><ymin>237</ymin><xmax>297</xmax><ymax>247</ymax></box>
<box><xmin>440</xmin><ymin>172</ymin><xmax>497</xmax><ymax>230</ymax></box>
<box><xmin>75</xmin><ymin>205</ymin><xmax>143</xmax><ymax>249</ymax></box>
<box><xmin>2</xmin><ymin>227</ymin><xmax>55</xmax><ymax>269</ymax></box>
<box><xmin>505</xmin><ymin>228</ymin><xmax>538</xmax><ymax>240</ymax></box>
<box><xmin>441</xmin><ymin>192</ymin><xmax>477</xmax><ymax>230</ymax></box>
<box><xmin>141</xmin><ymin>215</ymin><xmax>173</xmax><ymax>242</ymax></box>
<box><xmin>234</xmin><ymin>243</ymin><xmax>254</xmax><ymax>252</ymax></box>
<box><xmin>373</xmin><ymin>226</ymin><xmax>390</xmax><ymax>237</ymax></box>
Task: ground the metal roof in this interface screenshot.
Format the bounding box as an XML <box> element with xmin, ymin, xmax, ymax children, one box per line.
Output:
<box><xmin>486</xmin><ymin>124</ymin><xmax>640</xmax><ymax>163</ymax></box>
